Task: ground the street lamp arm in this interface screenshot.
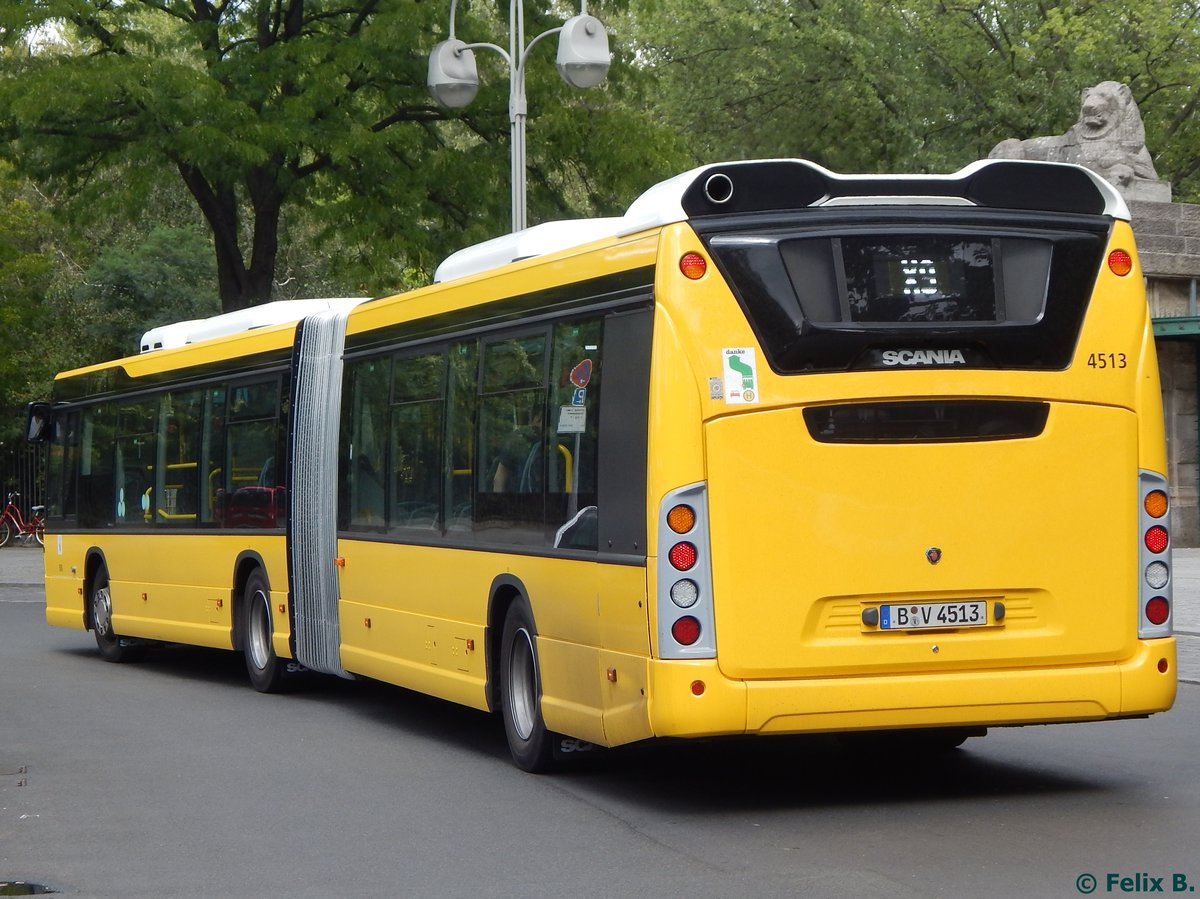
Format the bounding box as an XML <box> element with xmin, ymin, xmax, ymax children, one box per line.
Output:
<box><xmin>458</xmin><ymin>41</ymin><xmax>512</xmax><ymax>68</ymax></box>
<box><xmin>515</xmin><ymin>26</ymin><xmax>564</xmax><ymax>80</ymax></box>
<box><xmin>429</xmin><ymin>0</ymin><xmax>611</xmax><ymax>234</ymax></box>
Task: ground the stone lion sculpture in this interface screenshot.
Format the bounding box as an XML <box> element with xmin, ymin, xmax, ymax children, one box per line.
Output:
<box><xmin>989</xmin><ymin>81</ymin><xmax>1167</xmax><ymax>201</ymax></box>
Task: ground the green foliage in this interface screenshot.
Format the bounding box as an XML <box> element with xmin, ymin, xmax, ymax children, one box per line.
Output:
<box><xmin>625</xmin><ymin>0</ymin><xmax>1200</xmax><ymax>197</ymax></box>
<box><xmin>0</xmin><ymin>0</ymin><xmax>686</xmax><ymax>314</ymax></box>
<box><xmin>74</xmin><ymin>225</ymin><xmax>221</xmax><ymax>361</ymax></box>
<box><xmin>0</xmin><ymin>161</ymin><xmax>70</xmax><ymax>441</ymax></box>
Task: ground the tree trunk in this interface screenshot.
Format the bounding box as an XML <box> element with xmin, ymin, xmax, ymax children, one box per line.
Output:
<box><xmin>177</xmin><ymin>162</ymin><xmax>278</xmax><ymax>313</ymax></box>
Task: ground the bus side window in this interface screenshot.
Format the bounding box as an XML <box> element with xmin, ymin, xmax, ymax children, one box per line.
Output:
<box><xmin>201</xmin><ymin>387</ymin><xmax>227</xmax><ymax>525</ymax></box>
<box><xmin>444</xmin><ymin>340</ymin><xmax>478</xmax><ymax>532</ymax></box>
<box><xmin>157</xmin><ymin>389</ymin><xmax>205</xmax><ymax>524</ymax></box>
<box><xmin>390</xmin><ymin>352</ymin><xmax>444</xmax><ymax>532</ymax></box>
<box><xmin>223</xmin><ymin>380</ymin><xmax>281</xmax><ymax>529</ymax></box>
<box><xmin>343</xmin><ymin>358</ymin><xmax>390</xmax><ymax>529</ymax></box>
<box><xmin>113</xmin><ymin>397</ymin><xmax>158</xmax><ymax>527</ymax></box>
<box><xmin>46</xmin><ymin>409</ymin><xmax>80</xmax><ymax>521</ymax></box>
<box><xmin>476</xmin><ymin>334</ymin><xmax>547</xmax><ymax>543</ymax></box>
<box><xmin>549</xmin><ymin>318</ymin><xmax>601</xmax><ymax>550</ymax></box>
<box><xmin>78</xmin><ymin>403</ymin><xmax>117</xmax><ymax>528</ymax></box>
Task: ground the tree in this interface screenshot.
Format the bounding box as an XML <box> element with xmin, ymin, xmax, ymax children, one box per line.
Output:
<box><xmin>0</xmin><ymin>161</ymin><xmax>68</xmax><ymax>441</ymax></box>
<box><xmin>73</xmin><ymin>225</ymin><xmax>221</xmax><ymax>360</ymax></box>
<box><xmin>624</xmin><ymin>0</ymin><xmax>1200</xmax><ymax>199</ymax></box>
<box><xmin>0</xmin><ymin>1</ymin><xmax>683</xmax><ymax>312</ymax></box>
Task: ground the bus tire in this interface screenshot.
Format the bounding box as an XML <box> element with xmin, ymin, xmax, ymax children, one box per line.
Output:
<box><xmin>91</xmin><ymin>564</ymin><xmax>144</xmax><ymax>663</ymax></box>
<box><xmin>243</xmin><ymin>569</ymin><xmax>289</xmax><ymax>693</ymax></box>
<box><xmin>499</xmin><ymin>599</ymin><xmax>555</xmax><ymax>773</ymax></box>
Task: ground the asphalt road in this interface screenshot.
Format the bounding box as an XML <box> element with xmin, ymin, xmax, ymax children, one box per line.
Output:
<box><xmin>2</xmin><ymin>545</ymin><xmax>1199</xmax><ymax>899</ymax></box>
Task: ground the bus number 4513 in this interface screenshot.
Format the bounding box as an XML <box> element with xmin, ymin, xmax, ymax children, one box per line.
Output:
<box><xmin>1087</xmin><ymin>352</ymin><xmax>1127</xmax><ymax>369</ymax></box>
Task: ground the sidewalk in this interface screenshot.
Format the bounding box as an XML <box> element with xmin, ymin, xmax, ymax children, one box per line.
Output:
<box><xmin>3</xmin><ymin>544</ymin><xmax>1198</xmax><ymax>681</ymax></box>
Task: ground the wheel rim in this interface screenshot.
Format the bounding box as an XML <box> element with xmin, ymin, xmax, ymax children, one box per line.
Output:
<box><xmin>508</xmin><ymin>626</ymin><xmax>538</xmax><ymax>741</ymax></box>
<box><xmin>93</xmin><ymin>585</ymin><xmax>113</xmax><ymax>637</ymax></box>
<box><xmin>247</xmin><ymin>590</ymin><xmax>272</xmax><ymax>671</ymax></box>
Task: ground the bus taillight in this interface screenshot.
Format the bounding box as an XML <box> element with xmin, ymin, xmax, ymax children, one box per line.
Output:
<box><xmin>657</xmin><ymin>483</ymin><xmax>716</xmax><ymax>659</ymax></box>
<box><xmin>1138</xmin><ymin>471</ymin><xmax>1172</xmax><ymax>639</ymax></box>
<box><xmin>1108</xmin><ymin>249</ymin><xmax>1133</xmax><ymax>276</ymax></box>
<box><xmin>1146</xmin><ymin>597</ymin><xmax>1170</xmax><ymax>626</ymax></box>
<box><xmin>669</xmin><ymin>542</ymin><xmax>697</xmax><ymax>570</ymax></box>
<box><xmin>672</xmin><ymin>616</ymin><xmax>701</xmax><ymax>645</ymax></box>
<box><xmin>1145</xmin><ymin>526</ymin><xmax>1169</xmax><ymax>554</ymax></box>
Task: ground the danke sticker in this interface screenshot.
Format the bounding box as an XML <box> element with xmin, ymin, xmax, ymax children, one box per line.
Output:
<box><xmin>723</xmin><ymin>348</ymin><xmax>758</xmax><ymax>404</ymax></box>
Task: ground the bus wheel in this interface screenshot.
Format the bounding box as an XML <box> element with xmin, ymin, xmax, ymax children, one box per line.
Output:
<box><xmin>500</xmin><ymin>600</ymin><xmax>554</xmax><ymax>773</ymax></box>
<box><xmin>91</xmin><ymin>565</ymin><xmax>144</xmax><ymax>663</ymax></box>
<box><xmin>243</xmin><ymin>570</ymin><xmax>288</xmax><ymax>693</ymax></box>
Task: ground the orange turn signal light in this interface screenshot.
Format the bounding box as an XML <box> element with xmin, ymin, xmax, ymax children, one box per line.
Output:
<box><xmin>680</xmin><ymin>252</ymin><xmax>707</xmax><ymax>280</ymax></box>
<box><xmin>1108</xmin><ymin>249</ymin><xmax>1133</xmax><ymax>277</ymax></box>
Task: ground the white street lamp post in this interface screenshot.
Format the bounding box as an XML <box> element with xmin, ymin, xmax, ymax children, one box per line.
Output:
<box><xmin>427</xmin><ymin>0</ymin><xmax>611</xmax><ymax>233</ymax></box>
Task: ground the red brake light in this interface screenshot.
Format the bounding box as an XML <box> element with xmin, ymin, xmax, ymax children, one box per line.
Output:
<box><xmin>671</xmin><ymin>616</ymin><xmax>701</xmax><ymax>645</ymax></box>
<box><xmin>1108</xmin><ymin>249</ymin><xmax>1133</xmax><ymax>276</ymax></box>
<box><xmin>1145</xmin><ymin>597</ymin><xmax>1170</xmax><ymax>626</ymax></box>
<box><xmin>668</xmin><ymin>542</ymin><xmax>697</xmax><ymax>571</ymax></box>
<box><xmin>1145</xmin><ymin>526</ymin><xmax>1169</xmax><ymax>554</ymax></box>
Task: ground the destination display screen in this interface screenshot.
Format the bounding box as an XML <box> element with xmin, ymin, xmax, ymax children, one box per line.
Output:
<box><xmin>840</xmin><ymin>237</ymin><xmax>998</xmax><ymax>323</ymax></box>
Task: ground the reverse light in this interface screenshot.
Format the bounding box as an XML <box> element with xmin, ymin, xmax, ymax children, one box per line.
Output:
<box><xmin>1146</xmin><ymin>561</ymin><xmax>1170</xmax><ymax>590</ymax></box>
<box><xmin>680</xmin><ymin>252</ymin><xmax>708</xmax><ymax>280</ymax></box>
<box><xmin>1108</xmin><ymin>249</ymin><xmax>1133</xmax><ymax>276</ymax></box>
<box><xmin>669</xmin><ymin>579</ymin><xmax>700</xmax><ymax>609</ymax></box>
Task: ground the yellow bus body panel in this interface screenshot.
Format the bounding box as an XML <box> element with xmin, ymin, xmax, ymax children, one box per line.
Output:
<box><xmin>646</xmin><ymin>638</ymin><xmax>1175</xmax><ymax>738</ymax></box>
<box><xmin>335</xmin><ymin>537</ymin><xmax>653</xmax><ymax>746</ymax></box>
<box><xmin>44</xmin><ymin>532</ymin><xmax>289</xmax><ymax>652</ymax></box>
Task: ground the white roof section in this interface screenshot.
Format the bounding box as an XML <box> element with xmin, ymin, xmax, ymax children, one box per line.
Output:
<box><xmin>139</xmin><ymin>297</ymin><xmax>368</xmax><ymax>353</ymax></box>
<box><xmin>434</xmin><ymin>217</ymin><xmax>625</xmax><ymax>284</ymax></box>
<box><xmin>433</xmin><ymin>158</ymin><xmax>1129</xmax><ymax>284</ymax></box>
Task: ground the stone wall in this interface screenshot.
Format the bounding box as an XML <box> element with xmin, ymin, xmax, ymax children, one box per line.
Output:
<box><xmin>1129</xmin><ymin>199</ymin><xmax>1200</xmax><ymax>545</ymax></box>
<box><xmin>1157</xmin><ymin>340</ymin><xmax>1199</xmax><ymax>546</ymax></box>
<box><xmin>1130</xmin><ymin>200</ymin><xmax>1200</xmax><ymax>286</ymax></box>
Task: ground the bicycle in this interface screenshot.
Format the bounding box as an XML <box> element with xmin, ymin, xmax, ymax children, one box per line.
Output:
<box><xmin>0</xmin><ymin>492</ymin><xmax>45</xmax><ymax>548</ymax></box>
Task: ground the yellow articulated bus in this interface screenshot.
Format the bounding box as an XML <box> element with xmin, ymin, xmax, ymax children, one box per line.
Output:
<box><xmin>31</xmin><ymin>158</ymin><xmax>1176</xmax><ymax>771</ymax></box>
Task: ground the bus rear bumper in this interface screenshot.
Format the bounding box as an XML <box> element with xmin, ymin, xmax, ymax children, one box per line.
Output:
<box><xmin>646</xmin><ymin>639</ymin><xmax>1177</xmax><ymax>738</ymax></box>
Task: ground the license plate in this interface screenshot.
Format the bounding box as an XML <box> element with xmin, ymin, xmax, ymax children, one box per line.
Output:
<box><xmin>879</xmin><ymin>600</ymin><xmax>988</xmax><ymax>630</ymax></box>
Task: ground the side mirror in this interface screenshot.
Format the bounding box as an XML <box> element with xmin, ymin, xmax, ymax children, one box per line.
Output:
<box><xmin>25</xmin><ymin>402</ymin><xmax>54</xmax><ymax>444</ymax></box>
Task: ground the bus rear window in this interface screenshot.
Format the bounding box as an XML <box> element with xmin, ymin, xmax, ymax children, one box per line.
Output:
<box><xmin>703</xmin><ymin>212</ymin><xmax>1108</xmax><ymax>372</ymax></box>
<box><xmin>783</xmin><ymin>236</ymin><xmax>1051</xmax><ymax>325</ymax></box>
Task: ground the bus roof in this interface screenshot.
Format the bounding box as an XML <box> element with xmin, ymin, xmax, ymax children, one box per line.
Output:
<box><xmin>122</xmin><ymin>158</ymin><xmax>1125</xmax><ymax>360</ymax></box>
<box><xmin>434</xmin><ymin>158</ymin><xmax>1128</xmax><ymax>282</ymax></box>
<box><xmin>138</xmin><ymin>298</ymin><xmax>367</xmax><ymax>353</ymax></box>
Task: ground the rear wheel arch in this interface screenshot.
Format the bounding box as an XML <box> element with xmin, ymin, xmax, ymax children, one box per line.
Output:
<box><xmin>82</xmin><ymin>549</ymin><xmax>109</xmax><ymax>631</ymax></box>
<box><xmin>486</xmin><ymin>575</ymin><xmax>529</xmax><ymax>713</ymax></box>
<box><xmin>230</xmin><ymin>551</ymin><xmax>271</xmax><ymax>652</ymax></box>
